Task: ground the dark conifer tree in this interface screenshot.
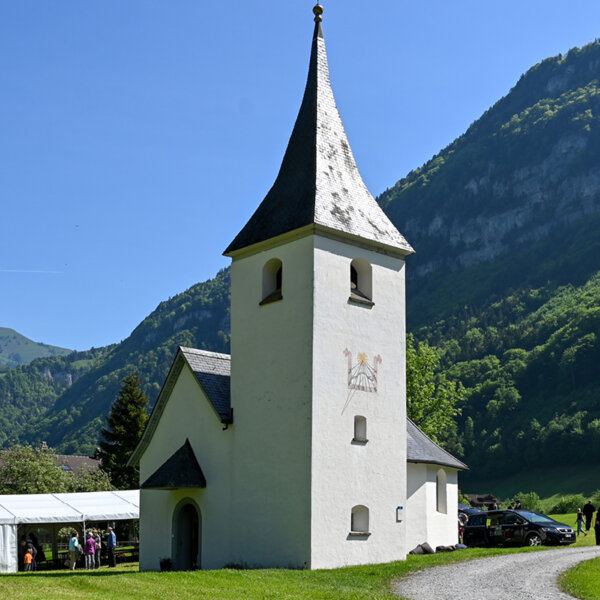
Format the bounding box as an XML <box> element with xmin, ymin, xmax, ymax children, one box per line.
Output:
<box><xmin>99</xmin><ymin>374</ymin><xmax>149</xmax><ymax>489</ymax></box>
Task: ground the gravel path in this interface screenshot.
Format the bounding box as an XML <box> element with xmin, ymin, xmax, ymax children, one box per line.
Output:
<box><xmin>393</xmin><ymin>546</ymin><xmax>600</xmax><ymax>600</ymax></box>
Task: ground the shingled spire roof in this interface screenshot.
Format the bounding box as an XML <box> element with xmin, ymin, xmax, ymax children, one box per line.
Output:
<box><xmin>224</xmin><ymin>5</ymin><xmax>413</xmax><ymax>257</ymax></box>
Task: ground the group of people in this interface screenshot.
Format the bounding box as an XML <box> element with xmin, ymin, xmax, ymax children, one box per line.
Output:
<box><xmin>20</xmin><ymin>526</ymin><xmax>118</xmax><ymax>572</ymax></box>
<box><xmin>576</xmin><ymin>500</ymin><xmax>600</xmax><ymax>544</ymax></box>
<box><xmin>68</xmin><ymin>527</ymin><xmax>117</xmax><ymax>570</ymax></box>
<box><xmin>20</xmin><ymin>532</ymin><xmax>45</xmax><ymax>571</ymax></box>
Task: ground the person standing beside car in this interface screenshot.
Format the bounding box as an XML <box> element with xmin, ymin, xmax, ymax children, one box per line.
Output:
<box><xmin>576</xmin><ymin>508</ymin><xmax>587</xmax><ymax>536</ymax></box>
<box><xmin>595</xmin><ymin>509</ymin><xmax>600</xmax><ymax>546</ymax></box>
<box><xmin>583</xmin><ymin>500</ymin><xmax>595</xmax><ymax>531</ymax></box>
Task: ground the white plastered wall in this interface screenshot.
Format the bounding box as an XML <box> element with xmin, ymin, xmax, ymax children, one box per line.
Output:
<box><xmin>406</xmin><ymin>463</ymin><xmax>459</xmax><ymax>551</ymax></box>
<box><xmin>139</xmin><ymin>365</ymin><xmax>232</xmax><ymax>570</ymax></box>
<box><xmin>229</xmin><ymin>235</ymin><xmax>313</xmax><ymax>568</ymax></box>
<box><xmin>311</xmin><ymin>235</ymin><xmax>407</xmax><ymax>568</ymax></box>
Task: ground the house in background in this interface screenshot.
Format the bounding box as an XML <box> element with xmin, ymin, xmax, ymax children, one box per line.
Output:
<box><xmin>130</xmin><ymin>4</ymin><xmax>466</xmax><ymax>570</ymax></box>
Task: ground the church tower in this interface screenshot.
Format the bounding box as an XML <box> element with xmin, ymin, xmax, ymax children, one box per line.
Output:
<box><xmin>225</xmin><ymin>5</ymin><xmax>414</xmax><ymax>569</ymax></box>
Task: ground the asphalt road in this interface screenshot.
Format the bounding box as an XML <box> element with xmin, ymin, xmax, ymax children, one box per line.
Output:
<box><xmin>393</xmin><ymin>546</ymin><xmax>600</xmax><ymax>600</ymax></box>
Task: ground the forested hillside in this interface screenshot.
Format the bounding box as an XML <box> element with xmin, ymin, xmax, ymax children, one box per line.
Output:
<box><xmin>0</xmin><ymin>346</ymin><xmax>112</xmax><ymax>446</ymax></box>
<box><xmin>0</xmin><ymin>327</ymin><xmax>71</xmax><ymax>368</ymax></box>
<box><xmin>16</xmin><ymin>269</ymin><xmax>231</xmax><ymax>454</ymax></box>
<box><xmin>1</xmin><ymin>41</ymin><xmax>599</xmax><ymax>478</ymax></box>
<box><xmin>378</xmin><ymin>40</ymin><xmax>600</xmax><ymax>480</ymax></box>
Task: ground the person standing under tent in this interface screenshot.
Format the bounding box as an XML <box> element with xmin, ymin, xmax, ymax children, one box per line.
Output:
<box><xmin>93</xmin><ymin>529</ymin><xmax>102</xmax><ymax>569</ymax></box>
<box><xmin>68</xmin><ymin>531</ymin><xmax>79</xmax><ymax>570</ymax></box>
<box><xmin>23</xmin><ymin>549</ymin><xmax>33</xmax><ymax>572</ymax></box>
<box><xmin>106</xmin><ymin>526</ymin><xmax>117</xmax><ymax>567</ymax></box>
<box><xmin>84</xmin><ymin>532</ymin><xmax>96</xmax><ymax>570</ymax></box>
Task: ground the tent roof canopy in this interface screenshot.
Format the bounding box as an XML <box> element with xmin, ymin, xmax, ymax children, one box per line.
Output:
<box><xmin>0</xmin><ymin>490</ymin><xmax>139</xmax><ymax>525</ymax></box>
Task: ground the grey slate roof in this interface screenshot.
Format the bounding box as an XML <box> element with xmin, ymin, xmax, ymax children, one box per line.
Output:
<box><xmin>141</xmin><ymin>439</ymin><xmax>207</xmax><ymax>490</ymax></box>
<box><xmin>406</xmin><ymin>418</ymin><xmax>468</xmax><ymax>470</ymax></box>
<box><xmin>180</xmin><ymin>347</ymin><xmax>232</xmax><ymax>423</ymax></box>
<box><xmin>224</xmin><ymin>16</ymin><xmax>414</xmax><ymax>256</ymax></box>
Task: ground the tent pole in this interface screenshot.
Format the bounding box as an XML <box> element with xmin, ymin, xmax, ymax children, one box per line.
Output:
<box><xmin>51</xmin><ymin>523</ymin><xmax>58</xmax><ymax>570</ymax></box>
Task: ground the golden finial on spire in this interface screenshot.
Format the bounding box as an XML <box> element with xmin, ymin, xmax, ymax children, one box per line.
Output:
<box><xmin>313</xmin><ymin>3</ymin><xmax>323</xmax><ymax>23</ymax></box>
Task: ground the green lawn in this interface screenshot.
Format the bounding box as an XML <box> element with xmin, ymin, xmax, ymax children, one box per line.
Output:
<box><xmin>2</xmin><ymin>514</ymin><xmax>593</xmax><ymax>600</ymax></box>
<box><xmin>556</xmin><ymin>518</ymin><xmax>600</xmax><ymax>600</ymax></box>
<box><xmin>0</xmin><ymin>546</ymin><xmax>558</xmax><ymax>600</ymax></box>
<box><xmin>559</xmin><ymin>556</ymin><xmax>600</xmax><ymax>599</ymax></box>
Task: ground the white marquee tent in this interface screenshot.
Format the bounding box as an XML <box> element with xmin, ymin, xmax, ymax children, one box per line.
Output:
<box><xmin>0</xmin><ymin>489</ymin><xmax>139</xmax><ymax>573</ymax></box>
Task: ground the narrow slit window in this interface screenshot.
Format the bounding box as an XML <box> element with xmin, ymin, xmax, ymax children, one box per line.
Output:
<box><xmin>436</xmin><ymin>469</ymin><xmax>447</xmax><ymax>514</ymax></box>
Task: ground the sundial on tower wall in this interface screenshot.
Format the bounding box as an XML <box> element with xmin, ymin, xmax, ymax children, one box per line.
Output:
<box><xmin>342</xmin><ymin>349</ymin><xmax>382</xmax><ymax>413</ymax></box>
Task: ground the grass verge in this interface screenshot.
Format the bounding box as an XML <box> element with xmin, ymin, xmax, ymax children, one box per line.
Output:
<box><xmin>559</xmin><ymin>556</ymin><xmax>600</xmax><ymax>599</ymax></box>
<box><xmin>0</xmin><ymin>546</ymin><xmax>557</xmax><ymax>600</ymax></box>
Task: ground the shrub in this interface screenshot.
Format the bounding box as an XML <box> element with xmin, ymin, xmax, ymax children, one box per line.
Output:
<box><xmin>550</xmin><ymin>494</ymin><xmax>587</xmax><ymax>514</ymax></box>
<box><xmin>510</xmin><ymin>491</ymin><xmax>542</xmax><ymax>512</ymax></box>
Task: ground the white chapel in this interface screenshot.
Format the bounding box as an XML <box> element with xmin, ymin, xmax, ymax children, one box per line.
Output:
<box><xmin>130</xmin><ymin>4</ymin><xmax>466</xmax><ymax>571</ymax></box>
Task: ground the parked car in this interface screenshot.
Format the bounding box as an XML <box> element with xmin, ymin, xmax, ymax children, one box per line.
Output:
<box><xmin>459</xmin><ymin>506</ymin><xmax>485</xmax><ymax>518</ymax></box>
<box><xmin>463</xmin><ymin>509</ymin><xmax>576</xmax><ymax>547</ymax></box>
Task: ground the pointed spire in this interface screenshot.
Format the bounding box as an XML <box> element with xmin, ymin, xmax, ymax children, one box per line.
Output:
<box><xmin>224</xmin><ymin>5</ymin><xmax>413</xmax><ymax>257</ymax></box>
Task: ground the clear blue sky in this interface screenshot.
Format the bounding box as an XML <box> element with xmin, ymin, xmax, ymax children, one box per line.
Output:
<box><xmin>2</xmin><ymin>1</ymin><xmax>600</xmax><ymax>350</ymax></box>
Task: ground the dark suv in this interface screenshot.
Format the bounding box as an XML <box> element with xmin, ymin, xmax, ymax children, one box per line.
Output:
<box><xmin>463</xmin><ymin>509</ymin><xmax>575</xmax><ymax>547</ymax></box>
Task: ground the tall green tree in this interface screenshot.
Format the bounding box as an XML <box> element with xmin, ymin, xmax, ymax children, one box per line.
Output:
<box><xmin>406</xmin><ymin>333</ymin><xmax>466</xmax><ymax>445</ymax></box>
<box><xmin>98</xmin><ymin>374</ymin><xmax>149</xmax><ymax>489</ymax></box>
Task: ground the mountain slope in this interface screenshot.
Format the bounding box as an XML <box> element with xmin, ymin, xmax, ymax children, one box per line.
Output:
<box><xmin>18</xmin><ymin>268</ymin><xmax>230</xmax><ymax>454</ymax></box>
<box><xmin>376</xmin><ymin>40</ymin><xmax>600</xmax><ymax>481</ymax></box>
<box><xmin>379</xmin><ymin>41</ymin><xmax>600</xmax><ymax>329</ymax></box>
<box><xmin>0</xmin><ymin>327</ymin><xmax>71</xmax><ymax>368</ymax></box>
<box><xmin>0</xmin><ymin>345</ymin><xmax>113</xmax><ymax>446</ymax></box>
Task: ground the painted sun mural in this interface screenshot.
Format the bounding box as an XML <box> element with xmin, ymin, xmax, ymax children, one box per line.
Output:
<box><xmin>342</xmin><ymin>349</ymin><xmax>381</xmax><ymax>413</ymax></box>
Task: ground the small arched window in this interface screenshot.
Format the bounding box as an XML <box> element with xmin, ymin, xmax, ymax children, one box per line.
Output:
<box><xmin>350</xmin><ymin>505</ymin><xmax>370</xmax><ymax>534</ymax></box>
<box><xmin>436</xmin><ymin>469</ymin><xmax>447</xmax><ymax>514</ymax></box>
<box><xmin>353</xmin><ymin>416</ymin><xmax>367</xmax><ymax>443</ymax></box>
<box><xmin>349</xmin><ymin>258</ymin><xmax>373</xmax><ymax>306</ymax></box>
<box><xmin>260</xmin><ymin>258</ymin><xmax>283</xmax><ymax>305</ymax></box>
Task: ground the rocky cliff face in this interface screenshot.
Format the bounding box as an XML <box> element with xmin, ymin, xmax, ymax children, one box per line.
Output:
<box><xmin>379</xmin><ymin>41</ymin><xmax>600</xmax><ymax>312</ymax></box>
<box><xmin>405</xmin><ymin>133</ymin><xmax>600</xmax><ymax>278</ymax></box>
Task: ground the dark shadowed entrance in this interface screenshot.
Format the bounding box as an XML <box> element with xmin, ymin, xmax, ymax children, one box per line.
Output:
<box><xmin>172</xmin><ymin>501</ymin><xmax>201</xmax><ymax>570</ymax></box>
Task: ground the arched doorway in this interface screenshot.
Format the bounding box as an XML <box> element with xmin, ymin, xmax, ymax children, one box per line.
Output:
<box><xmin>172</xmin><ymin>500</ymin><xmax>201</xmax><ymax>570</ymax></box>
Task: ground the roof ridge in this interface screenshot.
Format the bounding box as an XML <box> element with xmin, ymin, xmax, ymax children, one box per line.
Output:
<box><xmin>179</xmin><ymin>347</ymin><xmax>231</xmax><ymax>361</ymax></box>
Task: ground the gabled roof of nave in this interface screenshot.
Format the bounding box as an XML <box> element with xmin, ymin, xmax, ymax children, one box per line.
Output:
<box><xmin>224</xmin><ymin>5</ymin><xmax>414</xmax><ymax>257</ymax></box>
<box><xmin>131</xmin><ymin>347</ymin><xmax>466</xmax><ymax>472</ymax></box>
<box><xmin>406</xmin><ymin>419</ymin><xmax>468</xmax><ymax>471</ymax></box>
